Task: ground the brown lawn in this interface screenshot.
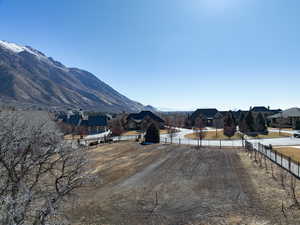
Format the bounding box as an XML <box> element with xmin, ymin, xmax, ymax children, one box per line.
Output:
<box><xmin>185</xmin><ymin>130</ymin><xmax>292</xmax><ymax>140</ymax></box>
<box><xmin>274</xmin><ymin>146</ymin><xmax>300</xmax><ymax>162</ymax></box>
<box><xmin>268</xmin><ymin>127</ymin><xmax>293</xmax><ymax>131</ymax></box>
<box><xmin>64</xmin><ymin>134</ymin><xmax>85</xmax><ymax>140</ymax></box>
<box><xmin>255</xmin><ymin>132</ymin><xmax>292</xmax><ymax>139</ymax></box>
<box><xmin>185</xmin><ymin>130</ymin><xmax>242</xmax><ymax>140</ymax></box>
<box><xmin>66</xmin><ymin>143</ymin><xmax>283</xmax><ymax>225</ymax></box>
<box><xmin>122</xmin><ymin>129</ymin><xmax>175</xmax><ymax>136</ymax></box>
<box><xmin>121</xmin><ymin>130</ymin><xmax>142</xmax><ymax>136</ymax></box>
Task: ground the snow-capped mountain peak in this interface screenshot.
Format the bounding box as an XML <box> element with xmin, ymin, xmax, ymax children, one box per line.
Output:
<box><xmin>0</xmin><ymin>40</ymin><xmax>25</xmax><ymax>53</ymax></box>
<box><xmin>0</xmin><ymin>40</ymin><xmax>68</xmax><ymax>70</ymax></box>
<box><xmin>0</xmin><ymin>40</ymin><xmax>46</xmax><ymax>59</ymax></box>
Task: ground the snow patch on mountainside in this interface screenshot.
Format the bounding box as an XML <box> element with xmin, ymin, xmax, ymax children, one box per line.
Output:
<box><xmin>0</xmin><ymin>40</ymin><xmax>25</xmax><ymax>53</ymax></box>
<box><xmin>0</xmin><ymin>40</ymin><xmax>40</xmax><ymax>57</ymax></box>
<box><xmin>0</xmin><ymin>40</ymin><xmax>69</xmax><ymax>72</ymax></box>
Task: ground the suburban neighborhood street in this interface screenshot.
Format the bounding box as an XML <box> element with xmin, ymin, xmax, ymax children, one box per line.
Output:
<box><xmin>161</xmin><ymin>128</ymin><xmax>300</xmax><ymax>147</ymax></box>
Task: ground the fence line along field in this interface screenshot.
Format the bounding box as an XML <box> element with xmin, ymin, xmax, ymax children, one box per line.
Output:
<box><xmin>64</xmin><ymin>142</ymin><xmax>300</xmax><ymax>225</ymax></box>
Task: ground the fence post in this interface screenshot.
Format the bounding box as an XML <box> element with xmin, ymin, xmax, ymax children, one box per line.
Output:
<box><xmin>179</xmin><ymin>138</ymin><xmax>181</xmax><ymax>145</ymax></box>
<box><xmin>219</xmin><ymin>139</ymin><xmax>221</xmax><ymax>149</ymax></box>
<box><xmin>165</xmin><ymin>138</ymin><xmax>167</xmax><ymax>144</ymax></box>
<box><xmin>289</xmin><ymin>157</ymin><xmax>291</xmax><ymax>171</ymax></box>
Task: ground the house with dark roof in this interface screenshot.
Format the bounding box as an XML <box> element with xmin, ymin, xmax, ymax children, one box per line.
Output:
<box><xmin>188</xmin><ymin>108</ymin><xmax>223</xmax><ymax>127</ymax></box>
<box><xmin>268</xmin><ymin>108</ymin><xmax>300</xmax><ymax>129</ymax></box>
<box><xmin>184</xmin><ymin>106</ymin><xmax>281</xmax><ymax>128</ymax></box>
<box><xmin>58</xmin><ymin>111</ymin><xmax>109</xmax><ymax>134</ymax></box>
<box><xmin>250</xmin><ymin>106</ymin><xmax>282</xmax><ymax>117</ymax></box>
<box><xmin>125</xmin><ymin>111</ymin><xmax>164</xmax><ymax>130</ymax></box>
<box><xmin>80</xmin><ymin>115</ymin><xmax>109</xmax><ymax>134</ymax></box>
<box><xmin>251</xmin><ymin>106</ymin><xmax>269</xmax><ymax>112</ymax></box>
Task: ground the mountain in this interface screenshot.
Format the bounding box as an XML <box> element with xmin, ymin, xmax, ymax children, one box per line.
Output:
<box><xmin>0</xmin><ymin>40</ymin><xmax>144</xmax><ymax>112</ymax></box>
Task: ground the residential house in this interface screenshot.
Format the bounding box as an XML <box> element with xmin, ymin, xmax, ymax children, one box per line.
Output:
<box><xmin>268</xmin><ymin>108</ymin><xmax>300</xmax><ymax>129</ymax></box>
<box><xmin>80</xmin><ymin>115</ymin><xmax>108</xmax><ymax>134</ymax></box>
<box><xmin>230</xmin><ymin>107</ymin><xmax>281</xmax><ymax>124</ymax></box>
<box><xmin>125</xmin><ymin>111</ymin><xmax>165</xmax><ymax>130</ymax></box>
<box><xmin>250</xmin><ymin>106</ymin><xmax>281</xmax><ymax>118</ymax></box>
<box><xmin>58</xmin><ymin>110</ymin><xmax>109</xmax><ymax>134</ymax></box>
<box><xmin>188</xmin><ymin>108</ymin><xmax>223</xmax><ymax>127</ymax></box>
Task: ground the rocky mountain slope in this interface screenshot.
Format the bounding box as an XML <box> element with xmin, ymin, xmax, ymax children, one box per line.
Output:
<box><xmin>0</xmin><ymin>40</ymin><xmax>144</xmax><ymax>112</ymax></box>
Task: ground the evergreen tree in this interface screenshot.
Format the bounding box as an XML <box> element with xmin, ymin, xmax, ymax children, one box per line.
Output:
<box><xmin>244</xmin><ymin>111</ymin><xmax>256</xmax><ymax>136</ymax></box>
<box><xmin>255</xmin><ymin>112</ymin><xmax>268</xmax><ymax>135</ymax></box>
<box><xmin>238</xmin><ymin>112</ymin><xmax>246</xmax><ymax>132</ymax></box>
<box><xmin>295</xmin><ymin>120</ymin><xmax>300</xmax><ymax>130</ymax></box>
<box><xmin>223</xmin><ymin>111</ymin><xmax>236</xmax><ymax>138</ymax></box>
<box><xmin>144</xmin><ymin>123</ymin><xmax>160</xmax><ymax>143</ymax></box>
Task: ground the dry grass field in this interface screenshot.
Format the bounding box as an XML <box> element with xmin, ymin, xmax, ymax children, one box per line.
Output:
<box><xmin>185</xmin><ymin>130</ymin><xmax>242</xmax><ymax>140</ymax></box>
<box><xmin>268</xmin><ymin>127</ymin><xmax>294</xmax><ymax>131</ymax></box>
<box><xmin>255</xmin><ymin>132</ymin><xmax>292</xmax><ymax>139</ymax></box>
<box><xmin>63</xmin><ymin>142</ymin><xmax>300</xmax><ymax>225</ymax></box>
<box><xmin>274</xmin><ymin>146</ymin><xmax>300</xmax><ymax>162</ymax></box>
<box><xmin>122</xmin><ymin>129</ymin><xmax>174</xmax><ymax>136</ymax></box>
<box><xmin>64</xmin><ymin>134</ymin><xmax>85</xmax><ymax>140</ymax></box>
<box><xmin>185</xmin><ymin>130</ymin><xmax>292</xmax><ymax>140</ymax></box>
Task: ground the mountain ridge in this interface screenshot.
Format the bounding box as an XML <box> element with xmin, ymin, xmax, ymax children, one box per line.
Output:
<box><xmin>0</xmin><ymin>40</ymin><xmax>144</xmax><ymax>112</ymax></box>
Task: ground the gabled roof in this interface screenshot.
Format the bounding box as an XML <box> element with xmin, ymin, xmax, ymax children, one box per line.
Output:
<box><xmin>127</xmin><ymin>111</ymin><xmax>164</xmax><ymax>123</ymax></box>
<box><xmin>251</xmin><ymin>106</ymin><xmax>268</xmax><ymax>112</ymax></box>
<box><xmin>191</xmin><ymin>108</ymin><xmax>219</xmax><ymax>119</ymax></box>
<box><xmin>268</xmin><ymin>108</ymin><xmax>300</xmax><ymax>119</ymax></box>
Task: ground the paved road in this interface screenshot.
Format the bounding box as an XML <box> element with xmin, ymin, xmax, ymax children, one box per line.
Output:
<box><xmin>161</xmin><ymin>128</ymin><xmax>300</xmax><ymax>147</ymax></box>
<box><xmin>77</xmin><ymin>128</ymin><xmax>300</xmax><ymax>147</ymax></box>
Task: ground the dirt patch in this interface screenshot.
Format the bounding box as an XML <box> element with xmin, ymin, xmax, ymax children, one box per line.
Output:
<box><xmin>66</xmin><ymin>143</ymin><xmax>282</xmax><ymax>225</ymax></box>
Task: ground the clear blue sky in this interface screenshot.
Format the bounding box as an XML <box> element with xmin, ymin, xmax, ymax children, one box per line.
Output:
<box><xmin>0</xmin><ymin>0</ymin><xmax>299</xmax><ymax>111</ymax></box>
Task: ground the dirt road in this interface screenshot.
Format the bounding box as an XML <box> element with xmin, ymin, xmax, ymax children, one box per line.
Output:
<box><xmin>69</xmin><ymin>143</ymin><xmax>275</xmax><ymax>225</ymax></box>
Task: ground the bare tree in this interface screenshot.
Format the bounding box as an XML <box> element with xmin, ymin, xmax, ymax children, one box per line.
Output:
<box><xmin>164</xmin><ymin>117</ymin><xmax>177</xmax><ymax>144</ymax></box>
<box><xmin>0</xmin><ymin>111</ymin><xmax>90</xmax><ymax>225</ymax></box>
<box><xmin>109</xmin><ymin>117</ymin><xmax>125</xmax><ymax>138</ymax></box>
<box><xmin>167</xmin><ymin>127</ymin><xmax>177</xmax><ymax>144</ymax></box>
<box><xmin>57</xmin><ymin>121</ymin><xmax>75</xmax><ymax>137</ymax></box>
<box><xmin>194</xmin><ymin>117</ymin><xmax>206</xmax><ymax>148</ymax></box>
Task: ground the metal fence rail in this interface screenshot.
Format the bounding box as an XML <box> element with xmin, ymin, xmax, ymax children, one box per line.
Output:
<box><xmin>245</xmin><ymin>140</ymin><xmax>300</xmax><ymax>179</ymax></box>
